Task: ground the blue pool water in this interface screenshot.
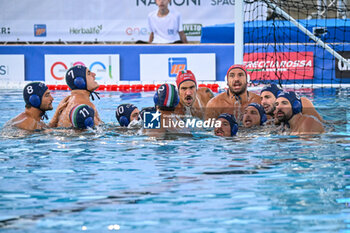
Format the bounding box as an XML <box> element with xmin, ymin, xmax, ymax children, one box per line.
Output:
<box><xmin>0</xmin><ymin>88</ymin><xmax>350</xmax><ymax>233</ymax></box>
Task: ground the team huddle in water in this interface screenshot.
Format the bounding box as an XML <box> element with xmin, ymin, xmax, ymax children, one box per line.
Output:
<box><xmin>6</xmin><ymin>64</ymin><xmax>325</xmax><ymax>137</ymax></box>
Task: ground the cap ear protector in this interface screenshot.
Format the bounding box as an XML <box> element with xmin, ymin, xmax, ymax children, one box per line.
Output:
<box><xmin>73</xmin><ymin>76</ymin><xmax>86</xmax><ymax>89</ymax></box>
<box><xmin>292</xmin><ymin>98</ymin><xmax>302</xmax><ymax>115</ymax></box>
<box><xmin>29</xmin><ymin>94</ymin><xmax>41</xmax><ymax>108</ymax></box>
<box><xmin>153</xmin><ymin>93</ymin><xmax>158</xmax><ymax>106</ymax></box>
<box><xmin>84</xmin><ymin>117</ymin><xmax>94</xmax><ymax>128</ymax></box>
<box><xmin>119</xmin><ymin>116</ymin><xmax>129</xmax><ymax>127</ymax></box>
<box><xmin>261</xmin><ymin>113</ymin><xmax>267</xmax><ymax>125</ymax></box>
<box><xmin>231</xmin><ymin>123</ymin><xmax>238</xmax><ymax>136</ymax></box>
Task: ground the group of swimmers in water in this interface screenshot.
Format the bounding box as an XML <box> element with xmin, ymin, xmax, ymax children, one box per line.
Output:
<box><xmin>6</xmin><ymin>64</ymin><xmax>325</xmax><ymax>137</ymax></box>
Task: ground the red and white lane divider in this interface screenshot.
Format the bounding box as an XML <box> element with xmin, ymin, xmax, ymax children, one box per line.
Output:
<box><xmin>46</xmin><ymin>83</ymin><xmax>220</xmax><ymax>92</ymax></box>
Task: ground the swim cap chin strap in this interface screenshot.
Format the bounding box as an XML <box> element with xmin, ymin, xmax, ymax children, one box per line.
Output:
<box><xmin>41</xmin><ymin>112</ymin><xmax>48</xmax><ymax>120</ymax></box>
<box><xmin>89</xmin><ymin>90</ymin><xmax>100</xmax><ymax>101</ymax></box>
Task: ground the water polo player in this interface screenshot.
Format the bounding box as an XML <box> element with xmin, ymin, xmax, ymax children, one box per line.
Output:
<box><xmin>242</xmin><ymin>103</ymin><xmax>267</xmax><ymax>128</ymax></box>
<box><xmin>214</xmin><ymin>113</ymin><xmax>238</xmax><ymax>137</ymax></box>
<box><xmin>50</xmin><ymin>65</ymin><xmax>102</xmax><ymax>128</ymax></box>
<box><xmin>205</xmin><ymin>64</ymin><xmax>261</xmax><ymax>121</ymax></box>
<box><xmin>8</xmin><ymin>82</ymin><xmax>54</xmax><ymax>131</ymax></box>
<box><xmin>275</xmin><ymin>91</ymin><xmax>324</xmax><ymax>135</ymax></box>
<box><xmin>174</xmin><ymin>70</ymin><xmax>213</xmax><ymax>120</ymax></box>
<box><xmin>115</xmin><ymin>104</ymin><xmax>140</xmax><ymax>127</ymax></box>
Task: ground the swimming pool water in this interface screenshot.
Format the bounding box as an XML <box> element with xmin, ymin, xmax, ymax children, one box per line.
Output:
<box><xmin>0</xmin><ymin>88</ymin><xmax>350</xmax><ymax>233</ymax></box>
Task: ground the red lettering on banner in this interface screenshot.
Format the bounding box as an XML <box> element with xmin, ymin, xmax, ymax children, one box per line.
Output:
<box><xmin>243</xmin><ymin>51</ymin><xmax>314</xmax><ymax>80</ymax></box>
<box><xmin>171</xmin><ymin>64</ymin><xmax>186</xmax><ymax>75</ymax></box>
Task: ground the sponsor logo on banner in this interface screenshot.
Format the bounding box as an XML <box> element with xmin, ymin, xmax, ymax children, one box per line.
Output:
<box><xmin>211</xmin><ymin>0</ymin><xmax>235</xmax><ymax>5</ymax></box>
<box><xmin>125</xmin><ymin>27</ymin><xmax>148</xmax><ymax>36</ymax></box>
<box><xmin>34</xmin><ymin>24</ymin><xmax>46</xmax><ymax>37</ymax></box>
<box><xmin>140</xmin><ymin>53</ymin><xmax>216</xmax><ymax>82</ymax></box>
<box><xmin>0</xmin><ymin>55</ymin><xmax>25</xmax><ymax>82</ymax></box>
<box><xmin>45</xmin><ymin>55</ymin><xmax>120</xmax><ymax>84</ymax></box>
<box><xmin>183</xmin><ymin>24</ymin><xmax>202</xmax><ymax>36</ymax></box>
<box><xmin>335</xmin><ymin>51</ymin><xmax>350</xmax><ymax>79</ymax></box>
<box><xmin>0</xmin><ymin>65</ymin><xmax>8</xmax><ymax>75</ymax></box>
<box><xmin>70</xmin><ymin>25</ymin><xmax>103</xmax><ymax>35</ymax></box>
<box><xmin>244</xmin><ymin>51</ymin><xmax>314</xmax><ymax>80</ymax></box>
<box><xmin>168</xmin><ymin>57</ymin><xmax>187</xmax><ymax>77</ymax></box>
<box><xmin>0</xmin><ymin>27</ymin><xmax>10</xmax><ymax>35</ymax></box>
<box><xmin>136</xmin><ymin>0</ymin><xmax>201</xmax><ymax>6</ymax></box>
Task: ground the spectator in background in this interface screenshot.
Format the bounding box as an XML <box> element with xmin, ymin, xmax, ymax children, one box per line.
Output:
<box><xmin>148</xmin><ymin>0</ymin><xmax>188</xmax><ymax>44</ymax></box>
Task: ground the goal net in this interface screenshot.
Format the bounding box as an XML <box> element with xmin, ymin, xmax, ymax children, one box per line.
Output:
<box><xmin>243</xmin><ymin>0</ymin><xmax>350</xmax><ymax>87</ymax></box>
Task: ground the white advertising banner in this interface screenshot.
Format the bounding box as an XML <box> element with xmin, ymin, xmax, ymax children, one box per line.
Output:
<box><xmin>45</xmin><ymin>55</ymin><xmax>120</xmax><ymax>85</ymax></box>
<box><xmin>140</xmin><ymin>53</ymin><xmax>216</xmax><ymax>82</ymax></box>
<box><xmin>0</xmin><ymin>0</ymin><xmax>235</xmax><ymax>42</ymax></box>
<box><xmin>0</xmin><ymin>55</ymin><xmax>25</xmax><ymax>83</ymax></box>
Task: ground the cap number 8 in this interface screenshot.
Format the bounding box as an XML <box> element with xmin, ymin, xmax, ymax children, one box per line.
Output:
<box><xmin>27</xmin><ymin>85</ymin><xmax>33</xmax><ymax>94</ymax></box>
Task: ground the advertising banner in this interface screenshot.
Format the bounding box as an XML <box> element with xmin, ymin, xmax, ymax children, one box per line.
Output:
<box><xmin>0</xmin><ymin>0</ymin><xmax>235</xmax><ymax>42</ymax></box>
<box><xmin>140</xmin><ymin>53</ymin><xmax>216</xmax><ymax>82</ymax></box>
<box><xmin>0</xmin><ymin>55</ymin><xmax>25</xmax><ymax>83</ymax></box>
<box><xmin>45</xmin><ymin>55</ymin><xmax>120</xmax><ymax>85</ymax></box>
<box><xmin>244</xmin><ymin>51</ymin><xmax>314</xmax><ymax>80</ymax></box>
<box><xmin>335</xmin><ymin>51</ymin><xmax>350</xmax><ymax>79</ymax></box>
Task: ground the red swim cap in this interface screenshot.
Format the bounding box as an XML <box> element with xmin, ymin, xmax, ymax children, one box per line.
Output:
<box><xmin>176</xmin><ymin>70</ymin><xmax>197</xmax><ymax>89</ymax></box>
<box><xmin>226</xmin><ymin>64</ymin><xmax>248</xmax><ymax>80</ymax></box>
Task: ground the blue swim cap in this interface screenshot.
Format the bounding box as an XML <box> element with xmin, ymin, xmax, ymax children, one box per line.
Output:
<box><xmin>247</xmin><ymin>103</ymin><xmax>267</xmax><ymax>125</ymax></box>
<box><xmin>217</xmin><ymin>113</ymin><xmax>238</xmax><ymax>136</ymax></box>
<box><xmin>260</xmin><ymin>84</ymin><xmax>283</xmax><ymax>98</ymax></box>
<box><xmin>69</xmin><ymin>104</ymin><xmax>95</xmax><ymax>129</ymax></box>
<box><xmin>65</xmin><ymin>65</ymin><xmax>87</xmax><ymax>90</ymax></box>
<box><xmin>115</xmin><ymin>104</ymin><xmax>138</xmax><ymax>127</ymax></box>
<box><xmin>277</xmin><ymin>91</ymin><xmax>302</xmax><ymax>115</ymax></box>
<box><xmin>154</xmin><ymin>84</ymin><xmax>179</xmax><ymax>111</ymax></box>
<box><xmin>23</xmin><ymin>82</ymin><xmax>48</xmax><ymax>109</ymax></box>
